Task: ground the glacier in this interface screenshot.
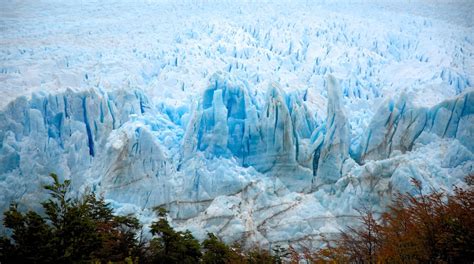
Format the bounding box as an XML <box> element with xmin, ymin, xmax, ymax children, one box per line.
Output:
<box><xmin>1</xmin><ymin>0</ymin><xmax>473</xmax><ymax>249</ymax></box>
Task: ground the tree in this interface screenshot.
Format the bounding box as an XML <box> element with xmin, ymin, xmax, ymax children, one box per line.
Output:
<box><xmin>202</xmin><ymin>232</ymin><xmax>235</xmax><ymax>264</ymax></box>
<box><xmin>246</xmin><ymin>247</ymin><xmax>276</xmax><ymax>264</ymax></box>
<box><xmin>0</xmin><ymin>173</ymin><xmax>143</xmax><ymax>263</ymax></box>
<box><xmin>149</xmin><ymin>207</ymin><xmax>202</xmax><ymax>264</ymax></box>
<box><xmin>315</xmin><ymin>175</ymin><xmax>474</xmax><ymax>264</ymax></box>
<box><xmin>0</xmin><ymin>205</ymin><xmax>54</xmax><ymax>263</ymax></box>
<box><xmin>272</xmin><ymin>245</ymin><xmax>290</xmax><ymax>264</ymax></box>
<box><xmin>347</xmin><ymin>208</ymin><xmax>380</xmax><ymax>264</ymax></box>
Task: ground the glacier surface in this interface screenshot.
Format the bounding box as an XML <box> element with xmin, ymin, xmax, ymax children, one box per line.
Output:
<box><xmin>1</xmin><ymin>0</ymin><xmax>473</xmax><ymax>248</ymax></box>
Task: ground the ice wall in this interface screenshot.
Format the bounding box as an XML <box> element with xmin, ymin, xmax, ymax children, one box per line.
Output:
<box><xmin>0</xmin><ymin>81</ymin><xmax>472</xmax><ymax>248</ymax></box>
<box><xmin>313</xmin><ymin>75</ymin><xmax>350</xmax><ymax>188</ymax></box>
<box><xmin>0</xmin><ymin>88</ymin><xmax>162</xmax><ymax>209</ymax></box>
<box><xmin>182</xmin><ymin>73</ymin><xmax>328</xmax><ymax>192</ymax></box>
<box><xmin>357</xmin><ymin>90</ymin><xmax>474</xmax><ymax>163</ymax></box>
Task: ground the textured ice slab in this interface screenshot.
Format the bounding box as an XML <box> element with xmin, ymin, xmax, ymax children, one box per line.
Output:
<box><xmin>313</xmin><ymin>75</ymin><xmax>350</xmax><ymax>188</ymax></box>
<box><xmin>357</xmin><ymin>90</ymin><xmax>474</xmax><ymax>162</ymax></box>
<box><xmin>183</xmin><ymin>72</ymin><xmax>317</xmax><ymax>191</ymax></box>
<box><xmin>0</xmin><ymin>88</ymin><xmax>151</xmax><ymax>208</ymax></box>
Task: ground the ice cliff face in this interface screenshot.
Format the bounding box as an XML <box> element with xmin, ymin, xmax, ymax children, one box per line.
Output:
<box><xmin>313</xmin><ymin>75</ymin><xmax>350</xmax><ymax>188</ymax></box>
<box><xmin>1</xmin><ymin>75</ymin><xmax>472</xmax><ymax>247</ymax></box>
<box><xmin>0</xmin><ymin>89</ymin><xmax>148</xmax><ymax>204</ymax></box>
<box><xmin>183</xmin><ymin>73</ymin><xmax>317</xmax><ymax>192</ymax></box>
<box><xmin>357</xmin><ymin>91</ymin><xmax>474</xmax><ymax>162</ymax></box>
<box><xmin>1</xmin><ymin>0</ymin><xmax>473</xmax><ymax>249</ymax></box>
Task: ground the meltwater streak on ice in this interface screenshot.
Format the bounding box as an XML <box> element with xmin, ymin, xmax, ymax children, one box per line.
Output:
<box><xmin>1</xmin><ymin>0</ymin><xmax>473</xmax><ymax>247</ymax></box>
